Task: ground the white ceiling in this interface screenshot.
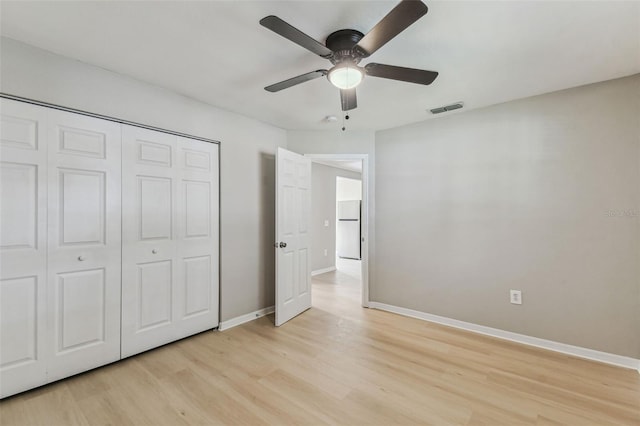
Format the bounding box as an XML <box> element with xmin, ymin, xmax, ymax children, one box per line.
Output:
<box><xmin>1</xmin><ymin>1</ymin><xmax>639</xmax><ymax>131</ymax></box>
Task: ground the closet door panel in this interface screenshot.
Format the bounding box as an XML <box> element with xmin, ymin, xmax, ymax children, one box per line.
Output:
<box><xmin>175</xmin><ymin>137</ymin><xmax>219</xmax><ymax>335</ymax></box>
<box><xmin>121</xmin><ymin>126</ymin><xmax>178</xmax><ymax>357</ymax></box>
<box><xmin>56</xmin><ymin>268</ymin><xmax>106</xmax><ymax>350</ymax></box>
<box><xmin>139</xmin><ymin>176</ymin><xmax>173</xmax><ymax>240</ymax></box>
<box><xmin>137</xmin><ymin>260</ymin><xmax>173</xmax><ymax>330</ymax></box>
<box><xmin>46</xmin><ymin>109</ymin><xmax>121</xmax><ymax>381</ymax></box>
<box><xmin>59</xmin><ymin>168</ymin><xmax>106</xmax><ymax>245</ymax></box>
<box><xmin>0</xmin><ymin>99</ymin><xmax>48</xmax><ymax>398</ymax></box>
<box><xmin>183</xmin><ymin>255</ymin><xmax>212</xmax><ymax>317</ymax></box>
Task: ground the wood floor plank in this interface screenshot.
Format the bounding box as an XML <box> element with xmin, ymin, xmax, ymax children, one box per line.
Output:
<box><xmin>0</xmin><ymin>384</ymin><xmax>90</xmax><ymax>426</ymax></box>
<box><xmin>1</xmin><ymin>264</ymin><xmax>638</xmax><ymax>425</ymax></box>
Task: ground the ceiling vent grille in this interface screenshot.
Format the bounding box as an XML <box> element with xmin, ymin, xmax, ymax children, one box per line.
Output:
<box><xmin>430</xmin><ymin>102</ymin><xmax>463</xmax><ymax>114</ymax></box>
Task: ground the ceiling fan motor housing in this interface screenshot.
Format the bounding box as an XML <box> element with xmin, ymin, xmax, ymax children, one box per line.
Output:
<box><xmin>326</xmin><ymin>29</ymin><xmax>365</xmax><ymax>64</ymax></box>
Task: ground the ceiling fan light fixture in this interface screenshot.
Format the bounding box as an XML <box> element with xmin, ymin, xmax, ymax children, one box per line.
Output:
<box><xmin>328</xmin><ymin>65</ymin><xmax>364</xmax><ymax>90</ymax></box>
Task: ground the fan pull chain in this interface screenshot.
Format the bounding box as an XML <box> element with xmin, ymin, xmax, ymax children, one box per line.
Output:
<box><xmin>342</xmin><ymin>113</ymin><xmax>350</xmax><ymax>131</ymax></box>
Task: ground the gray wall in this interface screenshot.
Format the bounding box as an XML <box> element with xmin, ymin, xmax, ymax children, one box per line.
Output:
<box><xmin>311</xmin><ymin>163</ymin><xmax>361</xmax><ymax>272</ymax></box>
<box><xmin>375</xmin><ymin>75</ymin><xmax>640</xmax><ymax>358</ymax></box>
<box><xmin>0</xmin><ymin>38</ymin><xmax>286</xmax><ymax>321</ymax></box>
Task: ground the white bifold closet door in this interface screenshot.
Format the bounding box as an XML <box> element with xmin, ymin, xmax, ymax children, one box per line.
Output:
<box><xmin>0</xmin><ymin>99</ymin><xmax>122</xmax><ymax>396</ymax></box>
<box><xmin>121</xmin><ymin>125</ymin><xmax>219</xmax><ymax>357</ymax></box>
<box><xmin>0</xmin><ymin>100</ymin><xmax>49</xmax><ymax>397</ymax></box>
<box><xmin>45</xmin><ymin>109</ymin><xmax>122</xmax><ymax>382</ymax></box>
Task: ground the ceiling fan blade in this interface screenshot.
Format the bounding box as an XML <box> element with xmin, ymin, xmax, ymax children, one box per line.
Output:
<box><xmin>365</xmin><ymin>63</ymin><xmax>438</xmax><ymax>85</ymax></box>
<box><xmin>260</xmin><ymin>15</ymin><xmax>334</xmax><ymax>58</ymax></box>
<box><xmin>355</xmin><ymin>0</ymin><xmax>428</xmax><ymax>58</ymax></box>
<box><xmin>265</xmin><ymin>70</ymin><xmax>328</xmax><ymax>92</ymax></box>
<box><xmin>340</xmin><ymin>88</ymin><xmax>357</xmax><ymax>111</ymax></box>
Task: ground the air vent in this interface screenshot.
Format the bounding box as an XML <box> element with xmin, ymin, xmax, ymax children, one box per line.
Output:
<box><xmin>430</xmin><ymin>102</ymin><xmax>463</xmax><ymax>114</ymax></box>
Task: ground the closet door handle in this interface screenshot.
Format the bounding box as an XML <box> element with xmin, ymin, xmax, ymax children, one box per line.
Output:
<box><xmin>77</xmin><ymin>255</ymin><xmax>85</xmax><ymax>261</ymax></box>
<box><xmin>152</xmin><ymin>249</ymin><xmax>158</xmax><ymax>254</ymax></box>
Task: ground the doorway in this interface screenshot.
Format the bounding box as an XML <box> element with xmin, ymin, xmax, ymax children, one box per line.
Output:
<box><xmin>306</xmin><ymin>154</ymin><xmax>369</xmax><ymax>308</ymax></box>
<box><xmin>335</xmin><ymin>175</ymin><xmax>362</xmax><ymax>285</ymax></box>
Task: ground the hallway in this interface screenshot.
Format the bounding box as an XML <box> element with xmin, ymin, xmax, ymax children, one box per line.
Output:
<box><xmin>312</xmin><ymin>258</ymin><xmax>362</xmax><ymax>320</ymax></box>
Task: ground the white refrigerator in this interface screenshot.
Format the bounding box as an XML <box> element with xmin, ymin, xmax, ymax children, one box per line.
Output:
<box><xmin>337</xmin><ymin>200</ymin><xmax>361</xmax><ymax>260</ymax></box>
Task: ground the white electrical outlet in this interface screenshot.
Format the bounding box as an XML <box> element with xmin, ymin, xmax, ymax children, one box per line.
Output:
<box><xmin>510</xmin><ymin>290</ymin><xmax>522</xmax><ymax>305</ymax></box>
<box><xmin>324</xmin><ymin>220</ymin><xmax>329</xmax><ymax>227</ymax></box>
<box><xmin>324</xmin><ymin>249</ymin><xmax>328</xmax><ymax>256</ymax></box>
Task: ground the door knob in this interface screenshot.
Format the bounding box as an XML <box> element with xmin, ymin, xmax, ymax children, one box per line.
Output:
<box><xmin>152</xmin><ymin>249</ymin><xmax>158</xmax><ymax>254</ymax></box>
<box><xmin>279</xmin><ymin>242</ymin><xmax>287</xmax><ymax>248</ymax></box>
<box><xmin>77</xmin><ymin>255</ymin><xmax>85</xmax><ymax>261</ymax></box>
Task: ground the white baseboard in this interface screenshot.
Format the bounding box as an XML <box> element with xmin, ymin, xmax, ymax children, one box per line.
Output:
<box><xmin>311</xmin><ymin>266</ymin><xmax>336</xmax><ymax>276</ymax></box>
<box><xmin>219</xmin><ymin>306</ymin><xmax>275</xmax><ymax>331</ymax></box>
<box><xmin>369</xmin><ymin>302</ymin><xmax>640</xmax><ymax>372</ymax></box>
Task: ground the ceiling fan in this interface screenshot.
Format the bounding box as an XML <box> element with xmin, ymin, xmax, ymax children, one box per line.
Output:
<box><xmin>260</xmin><ymin>0</ymin><xmax>438</xmax><ymax>112</ymax></box>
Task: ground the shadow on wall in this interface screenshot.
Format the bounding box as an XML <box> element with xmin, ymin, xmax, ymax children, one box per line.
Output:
<box><xmin>259</xmin><ymin>152</ymin><xmax>276</xmax><ymax>308</ymax></box>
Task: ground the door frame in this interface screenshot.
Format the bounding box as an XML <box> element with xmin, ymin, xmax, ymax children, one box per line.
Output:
<box><xmin>304</xmin><ymin>154</ymin><xmax>369</xmax><ymax>308</ymax></box>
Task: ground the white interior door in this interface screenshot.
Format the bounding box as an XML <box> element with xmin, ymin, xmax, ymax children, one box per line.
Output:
<box><xmin>275</xmin><ymin>148</ymin><xmax>311</xmax><ymax>326</ymax></box>
<box><xmin>121</xmin><ymin>126</ymin><xmax>218</xmax><ymax>357</ymax></box>
<box><xmin>45</xmin><ymin>109</ymin><xmax>122</xmax><ymax>382</ymax></box>
<box><xmin>175</xmin><ymin>136</ymin><xmax>219</xmax><ymax>338</ymax></box>
<box><xmin>121</xmin><ymin>126</ymin><xmax>176</xmax><ymax>356</ymax></box>
<box><xmin>0</xmin><ymin>99</ymin><xmax>49</xmax><ymax>397</ymax></box>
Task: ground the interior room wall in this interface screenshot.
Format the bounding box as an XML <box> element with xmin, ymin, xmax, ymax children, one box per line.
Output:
<box><xmin>375</xmin><ymin>74</ymin><xmax>640</xmax><ymax>358</ymax></box>
<box><xmin>311</xmin><ymin>163</ymin><xmax>361</xmax><ymax>273</ymax></box>
<box><xmin>0</xmin><ymin>37</ymin><xmax>287</xmax><ymax>321</ymax></box>
<box><xmin>336</xmin><ymin>176</ymin><xmax>362</xmax><ymax>201</ymax></box>
<box><xmin>287</xmin><ymin>130</ymin><xmax>376</xmax><ymax>296</ymax></box>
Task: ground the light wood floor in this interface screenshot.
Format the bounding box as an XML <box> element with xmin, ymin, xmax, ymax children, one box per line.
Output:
<box><xmin>1</xmin><ymin>267</ymin><xmax>639</xmax><ymax>425</ymax></box>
